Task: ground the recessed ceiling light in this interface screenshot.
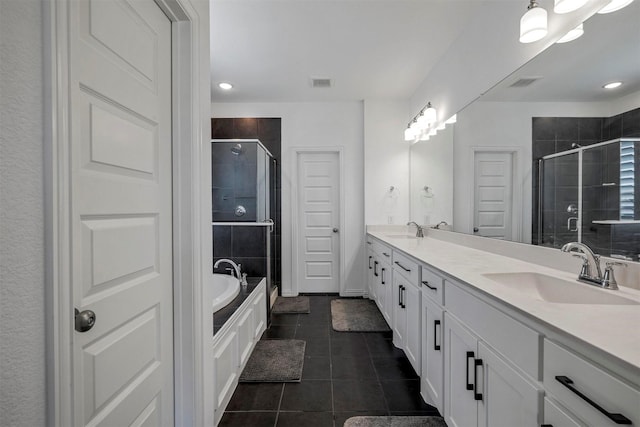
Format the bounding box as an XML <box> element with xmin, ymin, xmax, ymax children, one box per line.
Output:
<box><xmin>218</xmin><ymin>82</ymin><xmax>233</xmax><ymax>90</ymax></box>
<box><xmin>603</xmin><ymin>81</ymin><xmax>622</xmax><ymax>89</ymax></box>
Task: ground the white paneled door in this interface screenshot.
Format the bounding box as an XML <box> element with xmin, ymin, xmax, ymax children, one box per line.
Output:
<box><xmin>297</xmin><ymin>152</ymin><xmax>341</xmax><ymax>293</ymax></box>
<box><xmin>473</xmin><ymin>152</ymin><xmax>513</xmax><ymax>240</ymax></box>
<box><xmin>70</xmin><ymin>0</ymin><xmax>173</xmax><ymax>425</ymax></box>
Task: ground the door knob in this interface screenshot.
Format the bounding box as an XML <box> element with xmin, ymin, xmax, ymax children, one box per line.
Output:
<box><xmin>473</xmin><ymin>227</ymin><xmax>479</xmax><ymax>233</ymax></box>
<box><xmin>75</xmin><ymin>308</ymin><xmax>96</xmax><ymax>332</ymax></box>
<box><xmin>333</xmin><ymin>228</ymin><xmax>339</xmax><ymax>233</ymax></box>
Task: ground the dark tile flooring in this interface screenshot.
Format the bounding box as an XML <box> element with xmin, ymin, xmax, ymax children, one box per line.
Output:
<box><xmin>219</xmin><ymin>295</ymin><xmax>440</xmax><ymax>427</ymax></box>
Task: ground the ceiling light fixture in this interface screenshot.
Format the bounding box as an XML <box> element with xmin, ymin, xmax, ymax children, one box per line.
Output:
<box><xmin>218</xmin><ymin>82</ymin><xmax>233</xmax><ymax>90</ymax></box>
<box><xmin>598</xmin><ymin>0</ymin><xmax>634</xmax><ymax>13</ymax></box>
<box><xmin>520</xmin><ymin>0</ymin><xmax>548</xmax><ymax>43</ymax></box>
<box><xmin>554</xmin><ymin>0</ymin><xmax>588</xmax><ymax>14</ymax></box>
<box><xmin>556</xmin><ymin>23</ymin><xmax>584</xmax><ymax>43</ymax></box>
<box><xmin>603</xmin><ymin>81</ymin><xmax>622</xmax><ymax>89</ymax></box>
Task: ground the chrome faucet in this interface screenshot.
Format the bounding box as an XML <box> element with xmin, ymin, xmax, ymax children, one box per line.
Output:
<box><xmin>406</xmin><ymin>221</ymin><xmax>424</xmax><ymax>238</ymax></box>
<box><xmin>433</xmin><ymin>221</ymin><xmax>448</xmax><ymax>230</ymax></box>
<box><xmin>560</xmin><ymin>242</ymin><xmax>611</xmax><ymax>288</ymax></box>
<box><xmin>214</xmin><ymin>259</ymin><xmax>242</xmax><ymax>279</ymax></box>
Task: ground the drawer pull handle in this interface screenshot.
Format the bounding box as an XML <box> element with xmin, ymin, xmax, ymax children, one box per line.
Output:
<box><xmin>434</xmin><ymin>319</ymin><xmax>441</xmax><ymax>351</ymax></box>
<box><xmin>474</xmin><ymin>359</ymin><xmax>483</xmax><ymax>401</ymax></box>
<box><xmin>541</xmin><ymin>425</ymin><xmax>554</xmax><ymax>427</ymax></box>
<box><xmin>367</xmin><ymin>241</ymin><xmax>372</xmax><ymax>245</ymax></box>
<box><xmin>381</xmin><ymin>268</ymin><xmax>386</xmax><ymax>285</ymax></box>
<box><xmin>374</xmin><ymin>261</ymin><xmax>379</xmax><ymax>277</ymax></box>
<box><xmin>383</xmin><ymin>252</ymin><xmax>390</xmax><ymax>257</ymax></box>
<box><xmin>368</xmin><ymin>256</ymin><xmax>372</xmax><ymax>269</ymax></box>
<box><xmin>466</xmin><ymin>352</ymin><xmax>474</xmax><ymax>391</ymax></box>
<box><xmin>398</xmin><ymin>285</ymin><xmax>402</xmax><ymax>307</ymax></box>
<box><xmin>394</xmin><ymin>261</ymin><xmax>411</xmax><ymax>272</ymax></box>
<box><xmin>422</xmin><ymin>281</ymin><xmax>437</xmax><ymax>291</ymax></box>
<box><xmin>400</xmin><ymin>285</ymin><xmax>406</xmax><ymax>308</ymax></box>
<box><xmin>555</xmin><ymin>376</ymin><xmax>631</xmax><ymax>424</ymax></box>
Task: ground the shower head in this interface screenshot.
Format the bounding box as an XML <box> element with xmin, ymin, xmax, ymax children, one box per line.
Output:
<box><xmin>230</xmin><ymin>143</ymin><xmax>243</xmax><ymax>155</ymax></box>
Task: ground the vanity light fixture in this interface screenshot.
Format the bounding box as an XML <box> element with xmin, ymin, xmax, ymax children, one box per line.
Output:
<box><xmin>603</xmin><ymin>81</ymin><xmax>622</xmax><ymax>89</ymax></box>
<box><xmin>554</xmin><ymin>0</ymin><xmax>588</xmax><ymax>14</ymax></box>
<box><xmin>403</xmin><ymin>102</ymin><xmax>437</xmax><ymax>142</ymax></box>
<box><xmin>520</xmin><ymin>0</ymin><xmax>548</xmax><ymax>43</ymax></box>
<box><xmin>598</xmin><ymin>0</ymin><xmax>634</xmax><ymax>13</ymax></box>
<box><xmin>218</xmin><ymin>82</ymin><xmax>233</xmax><ymax>90</ymax></box>
<box><xmin>556</xmin><ymin>23</ymin><xmax>584</xmax><ymax>43</ymax></box>
<box><xmin>424</xmin><ymin>102</ymin><xmax>437</xmax><ymax>125</ymax></box>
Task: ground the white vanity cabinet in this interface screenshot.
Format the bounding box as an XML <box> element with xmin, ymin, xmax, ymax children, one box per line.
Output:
<box><xmin>444</xmin><ymin>280</ymin><xmax>542</xmax><ymax>427</ymax></box>
<box><xmin>392</xmin><ymin>250</ymin><xmax>421</xmax><ymax>374</ymax></box>
<box><xmin>542</xmin><ymin>340</ymin><xmax>639</xmax><ymax>427</ymax></box>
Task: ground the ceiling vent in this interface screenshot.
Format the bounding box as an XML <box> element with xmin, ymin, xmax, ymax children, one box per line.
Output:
<box><xmin>509</xmin><ymin>76</ymin><xmax>543</xmax><ymax>87</ymax></box>
<box><xmin>311</xmin><ymin>78</ymin><xmax>332</xmax><ymax>88</ymax></box>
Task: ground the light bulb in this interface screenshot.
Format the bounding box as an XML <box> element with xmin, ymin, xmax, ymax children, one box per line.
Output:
<box><xmin>424</xmin><ymin>103</ymin><xmax>437</xmax><ymax>124</ymax></box>
<box><xmin>520</xmin><ymin>1</ymin><xmax>548</xmax><ymax>43</ymax></box>
<box><xmin>554</xmin><ymin>0</ymin><xmax>588</xmax><ymax>14</ymax></box>
<box><xmin>556</xmin><ymin>23</ymin><xmax>584</xmax><ymax>43</ymax></box>
<box><xmin>598</xmin><ymin>0</ymin><xmax>634</xmax><ymax>13</ymax></box>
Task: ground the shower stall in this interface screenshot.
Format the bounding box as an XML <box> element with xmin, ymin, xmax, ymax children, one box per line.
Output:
<box><xmin>538</xmin><ymin>138</ymin><xmax>639</xmax><ymax>261</ymax></box>
<box><xmin>211</xmin><ymin>139</ymin><xmax>279</xmax><ymax>303</ymax></box>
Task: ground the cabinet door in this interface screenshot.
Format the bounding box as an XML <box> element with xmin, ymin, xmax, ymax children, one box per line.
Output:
<box><xmin>444</xmin><ymin>313</ymin><xmax>479</xmax><ymax>427</ymax></box>
<box><xmin>421</xmin><ymin>296</ymin><xmax>444</xmax><ymax>413</ymax></box>
<box><xmin>392</xmin><ymin>272</ymin><xmax>407</xmax><ymax>347</ymax></box>
<box><xmin>383</xmin><ymin>269</ymin><xmax>394</xmax><ymax>325</ymax></box>
<box><xmin>404</xmin><ymin>281</ymin><xmax>421</xmax><ymax>375</ymax></box>
<box><xmin>367</xmin><ymin>249</ymin><xmax>376</xmax><ymax>300</ymax></box>
<box><xmin>252</xmin><ymin>287</ymin><xmax>267</xmax><ymax>341</ymax></box>
<box><xmin>376</xmin><ymin>260</ymin><xmax>390</xmax><ymax>316</ymax></box>
<box><xmin>543</xmin><ymin>397</ymin><xmax>585</xmax><ymax>427</ymax></box>
<box><xmin>477</xmin><ymin>341</ymin><xmax>541</xmax><ymax>427</ymax></box>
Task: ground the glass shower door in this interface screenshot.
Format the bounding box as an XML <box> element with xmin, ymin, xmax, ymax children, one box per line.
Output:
<box><xmin>540</xmin><ymin>151</ymin><xmax>580</xmax><ymax>248</ymax></box>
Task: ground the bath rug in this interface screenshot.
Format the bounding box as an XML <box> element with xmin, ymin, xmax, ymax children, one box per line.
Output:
<box><xmin>272</xmin><ymin>296</ymin><xmax>310</xmax><ymax>314</ymax></box>
<box><xmin>331</xmin><ymin>299</ymin><xmax>391</xmax><ymax>332</ymax></box>
<box><xmin>344</xmin><ymin>416</ymin><xmax>447</xmax><ymax>427</ymax></box>
<box><xmin>239</xmin><ymin>339</ymin><xmax>306</xmax><ymax>382</ymax></box>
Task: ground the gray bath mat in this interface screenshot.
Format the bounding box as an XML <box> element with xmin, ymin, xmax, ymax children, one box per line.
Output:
<box><xmin>272</xmin><ymin>296</ymin><xmax>310</xmax><ymax>314</ymax></box>
<box><xmin>331</xmin><ymin>299</ymin><xmax>391</xmax><ymax>332</ymax></box>
<box><xmin>239</xmin><ymin>339</ymin><xmax>306</xmax><ymax>382</ymax></box>
<box><xmin>344</xmin><ymin>416</ymin><xmax>447</xmax><ymax>427</ymax></box>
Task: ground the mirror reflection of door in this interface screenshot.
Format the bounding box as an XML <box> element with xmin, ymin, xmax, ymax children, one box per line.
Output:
<box><xmin>473</xmin><ymin>152</ymin><xmax>514</xmax><ymax>240</ymax></box>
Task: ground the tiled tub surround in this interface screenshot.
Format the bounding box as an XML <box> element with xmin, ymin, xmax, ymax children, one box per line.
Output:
<box><xmin>367</xmin><ymin>225</ymin><xmax>640</xmax><ymax>425</ymax></box>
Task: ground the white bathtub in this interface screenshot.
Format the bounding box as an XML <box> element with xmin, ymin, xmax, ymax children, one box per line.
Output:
<box><xmin>210</xmin><ymin>273</ymin><xmax>241</xmax><ymax>312</ymax></box>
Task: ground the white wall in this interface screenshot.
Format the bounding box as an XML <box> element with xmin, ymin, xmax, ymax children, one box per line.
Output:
<box><xmin>0</xmin><ymin>0</ymin><xmax>46</xmax><ymax>424</ymax></box>
<box><xmin>453</xmin><ymin>100</ymin><xmax>621</xmax><ymax>243</ymax></box>
<box><xmin>410</xmin><ymin>125</ymin><xmax>454</xmax><ymax>227</ymax></box>
<box><xmin>211</xmin><ymin>102</ymin><xmax>366</xmax><ymax>296</ymax></box>
<box><xmin>363</xmin><ymin>100</ymin><xmax>410</xmax><ymax>225</ymax></box>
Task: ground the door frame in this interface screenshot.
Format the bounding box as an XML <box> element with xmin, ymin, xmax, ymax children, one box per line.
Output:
<box><xmin>467</xmin><ymin>146</ymin><xmax>524</xmax><ymax>242</ymax></box>
<box><xmin>290</xmin><ymin>147</ymin><xmax>345</xmax><ymax>296</ymax></box>
<box><xmin>44</xmin><ymin>1</ymin><xmax>208</xmax><ymax>425</ymax></box>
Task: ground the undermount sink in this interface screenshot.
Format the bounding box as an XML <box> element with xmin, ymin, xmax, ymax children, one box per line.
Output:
<box><xmin>482</xmin><ymin>272</ymin><xmax>639</xmax><ymax>305</ymax></box>
<box><xmin>386</xmin><ymin>234</ymin><xmax>419</xmax><ymax>239</ymax></box>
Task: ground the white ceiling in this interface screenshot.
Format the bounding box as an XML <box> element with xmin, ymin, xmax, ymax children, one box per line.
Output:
<box><xmin>209</xmin><ymin>0</ymin><xmax>483</xmax><ymax>103</ymax></box>
<box><xmin>482</xmin><ymin>0</ymin><xmax>640</xmax><ymax>103</ymax></box>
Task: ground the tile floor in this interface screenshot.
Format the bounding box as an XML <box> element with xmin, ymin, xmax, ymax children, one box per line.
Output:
<box><xmin>219</xmin><ymin>295</ymin><xmax>441</xmax><ymax>427</ymax></box>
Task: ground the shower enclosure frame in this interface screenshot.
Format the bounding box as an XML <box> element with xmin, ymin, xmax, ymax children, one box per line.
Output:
<box><xmin>537</xmin><ymin>137</ymin><xmax>638</xmax><ymax>253</ymax></box>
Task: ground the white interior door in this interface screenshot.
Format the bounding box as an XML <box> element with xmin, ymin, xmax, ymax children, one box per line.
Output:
<box><xmin>297</xmin><ymin>152</ymin><xmax>340</xmax><ymax>293</ymax></box>
<box><xmin>473</xmin><ymin>152</ymin><xmax>513</xmax><ymax>240</ymax></box>
<box><xmin>70</xmin><ymin>0</ymin><xmax>174</xmax><ymax>425</ymax></box>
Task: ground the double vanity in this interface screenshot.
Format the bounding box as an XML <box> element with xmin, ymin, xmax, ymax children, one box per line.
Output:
<box><xmin>366</xmin><ymin>226</ymin><xmax>640</xmax><ymax>426</ymax></box>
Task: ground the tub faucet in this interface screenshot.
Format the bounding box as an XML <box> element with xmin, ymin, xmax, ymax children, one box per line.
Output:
<box><xmin>406</xmin><ymin>221</ymin><xmax>424</xmax><ymax>237</ymax></box>
<box><xmin>214</xmin><ymin>259</ymin><xmax>241</xmax><ymax>279</ymax></box>
<box><xmin>560</xmin><ymin>242</ymin><xmax>608</xmax><ymax>288</ymax></box>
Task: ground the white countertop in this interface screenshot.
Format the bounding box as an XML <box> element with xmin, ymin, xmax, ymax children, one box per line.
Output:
<box><xmin>367</xmin><ymin>229</ymin><xmax>640</xmax><ymax>376</ymax></box>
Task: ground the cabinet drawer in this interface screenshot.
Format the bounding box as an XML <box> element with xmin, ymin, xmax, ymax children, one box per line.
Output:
<box><xmin>544</xmin><ymin>397</ymin><xmax>585</xmax><ymax>427</ymax></box>
<box><xmin>392</xmin><ymin>250</ymin><xmax>419</xmax><ymax>284</ymax></box>
<box><xmin>543</xmin><ymin>340</ymin><xmax>639</xmax><ymax>426</ymax></box>
<box><xmin>445</xmin><ymin>280</ymin><xmax>540</xmax><ymax>379</ymax></box>
<box><xmin>421</xmin><ymin>265</ymin><xmax>444</xmax><ymax>306</ymax></box>
<box><xmin>372</xmin><ymin>239</ymin><xmax>392</xmax><ymax>261</ymax></box>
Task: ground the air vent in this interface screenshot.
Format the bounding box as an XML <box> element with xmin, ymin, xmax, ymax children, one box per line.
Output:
<box><xmin>311</xmin><ymin>78</ymin><xmax>332</xmax><ymax>88</ymax></box>
<box><xmin>509</xmin><ymin>76</ymin><xmax>542</xmax><ymax>87</ymax></box>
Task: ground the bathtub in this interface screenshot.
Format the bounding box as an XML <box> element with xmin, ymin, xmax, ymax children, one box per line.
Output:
<box><xmin>210</xmin><ymin>273</ymin><xmax>241</xmax><ymax>312</ymax></box>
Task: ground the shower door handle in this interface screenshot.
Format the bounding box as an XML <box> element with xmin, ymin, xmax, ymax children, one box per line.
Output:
<box><xmin>567</xmin><ymin>217</ymin><xmax>578</xmax><ymax>232</ymax></box>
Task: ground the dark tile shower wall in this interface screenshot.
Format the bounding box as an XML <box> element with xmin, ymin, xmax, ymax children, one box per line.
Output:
<box><xmin>211</xmin><ymin>118</ymin><xmax>282</xmax><ymax>289</ymax></box>
<box><xmin>531</xmin><ymin>107</ymin><xmax>640</xmax><ymax>259</ymax></box>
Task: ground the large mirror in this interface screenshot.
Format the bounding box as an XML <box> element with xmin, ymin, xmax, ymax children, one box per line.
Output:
<box><xmin>410</xmin><ymin>2</ymin><xmax>640</xmax><ymax>262</ymax></box>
